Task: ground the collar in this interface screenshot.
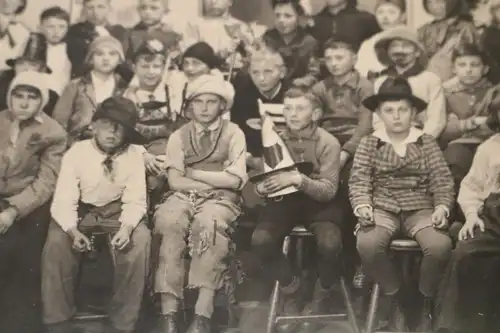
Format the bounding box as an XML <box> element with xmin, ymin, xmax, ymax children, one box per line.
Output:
<box><xmin>194</xmin><ymin>117</ymin><xmax>222</xmax><ymax>134</ymax></box>
<box><xmin>7</xmin><ymin>110</ymin><xmax>44</xmax><ymax>124</ymax></box>
<box><xmin>258</xmin><ymin>82</ymin><xmax>283</xmax><ymax>100</ymax></box>
<box><xmin>281</xmin><ymin>125</ymin><xmax>319</xmax><ymax>141</ymax></box>
<box><xmin>373</xmin><ymin>127</ymin><xmax>423</xmax><ymax>145</ymax></box>
<box><xmin>91</xmin><ymin>138</ymin><xmax>128</xmax><ymax>158</ymax></box>
<box><xmin>267</xmin><ymin>27</ymin><xmax>307</xmax><ymax>46</ymax></box>
<box><xmin>90</xmin><ymin>71</ymin><xmax>115</xmax><ymax>84</ymax></box>
<box><xmin>134</xmin><ymin>21</ymin><xmax>162</xmax><ymax>31</ymax></box>
<box><xmin>445</xmin><ymin>76</ymin><xmax>492</xmax><ymax>94</ymax></box>
<box><xmin>385</xmin><ymin>62</ymin><xmax>425</xmax><ymax>79</ymax></box>
<box><xmin>82</xmin><ymin>71</ymin><xmax>128</xmax><ymax>90</ymax></box>
<box><xmin>327</xmin><ymin>71</ymin><xmax>360</xmax><ymax>89</ymax></box>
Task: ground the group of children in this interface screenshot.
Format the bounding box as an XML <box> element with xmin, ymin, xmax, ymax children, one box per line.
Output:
<box><xmin>1</xmin><ymin>0</ymin><xmax>500</xmax><ymax>333</ymax></box>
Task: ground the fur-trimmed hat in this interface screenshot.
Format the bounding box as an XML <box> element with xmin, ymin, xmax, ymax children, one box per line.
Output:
<box><xmin>7</xmin><ymin>71</ymin><xmax>49</xmax><ymax>113</ymax></box>
<box><xmin>185</xmin><ymin>74</ymin><xmax>235</xmax><ymax>110</ymax></box>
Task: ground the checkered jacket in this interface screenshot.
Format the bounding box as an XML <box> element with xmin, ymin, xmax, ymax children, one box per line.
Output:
<box><xmin>349</xmin><ymin>134</ymin><xmax>454</xmax><ymax>213</ymax></box>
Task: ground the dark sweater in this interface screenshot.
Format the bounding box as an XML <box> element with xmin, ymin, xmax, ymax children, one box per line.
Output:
<box><xmin>230</xmin><ymin>71</ymin><xmax>288</xmax><ymax>156</ymax></box>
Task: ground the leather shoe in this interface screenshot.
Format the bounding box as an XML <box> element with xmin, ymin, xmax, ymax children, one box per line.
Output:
<box><xmin>297</xmin><ymin>280</ymin><xmax>334</xmax><ymax>333</ymax></box>
<box><xmin>156</xmin><ymin>313</ymin><xmax>178</xmax><ymax>333</ymax></box>
<box><xmin>186</xmin><ymin>315</ymin><xmax>211</xmax><ymax>333</ymax></box>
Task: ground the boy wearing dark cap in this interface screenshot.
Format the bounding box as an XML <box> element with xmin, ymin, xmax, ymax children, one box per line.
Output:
<box><xmin>0</xmin><ymin>70</ymin><xmax>67</xmax><ymax>333</ymax></box>
<box><xmin>42</xmin><ymin>96</ymin><xmax>150</xmax><ymax>333</ymax></box>
<box><xmin>0</xmin><ymin>32</ymin><xmax>60</xmax><ymax>116</ymax></box>
<box><xmin>350</xmin><ymin>77</ymin><xmax>454</xmax><ymax>331</ymax></box>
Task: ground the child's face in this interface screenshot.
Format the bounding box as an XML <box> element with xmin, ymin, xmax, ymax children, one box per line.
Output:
<box><xmin>84</xmin><ymin>0</ymin><xmax>111</xmax><ymax>26</ymax></box>
<box><xmin>92</xmin><ymin>118</ymin><xmax>126</xmax><ymax>152</ymax></box>
<box><xmin>41</xmin><ymin>17</ymin><xmax>69</xmax><ymax>45</ymax></box>
<box><xmin>376</xmin><ymin>99</ymin><xmax>416</xmax><ymax>134</ymax></box>
<box><xmin>91</xmin><ymin>45</ymin><xmax>121</xmax><ymax>74</ymax></box>
<box><xmin>388</xmin><ymin>39</ymin><xmax>420</xmax><ymax>68</ymax></box>
<box><xmin>274</xmin><ymin>4</ymin><xmax>300</xmax><ymax>36</ymax></box>
<box><xmin>249</xmin><ymin>60</ymin><xmax>284</xmax><ymax>94</ymax></box>
<box><xmin>426</xmin><ymin>0</ymin><xmax>447</xmax><ymax>19</ymax></box>
<box><xmin>190</xmin><ymin>94</ymin><xmax>224</xmax><ymax>125</ymax></box>
<box><xmin>10</xmin><ymin>87</ymin><xmax>42</xmax><ymax>121</ymax></box>
<box><xmin>283</xmin><ymin>96</ymin><xmax>320</xmax><ymax>132</ymax></box>
<box><xmin>375</xmin><ymin>3</ymin><xmax>405</xmax><ymax>30</ymax></box>
<box><xmin>0</xmin><ymin>0</ymin><xmax>23</xmax><ymax>15</ymax></box>
<box><xmin>453</xmin><ymin>55</ymin><xmax>487</xmax><ymax>86</ymax></box>
<box><xmin>203</xmin><ymin>0</ymin><xmax>232</xmax><ymax>17</ymax></box>
<box><xmin>134</xmin><ymin>55</ymin><xmax>166</xmax><ymax>88</ymax></box>
<box><xmin>14</xmin><ymin>59</ymin><xmax>44</xmax><ymax>74</ymax></box>
<box><xmin>183</xmin><ymin>57</ymin><xmax>210</xmax><ymax>80</ymax></box>
<box><xmin>138</xmin><ymin>0</ymin><xmax>166</xmax><ymax>27</ymax></box>
<box><xmin>324</xmin><ymin>47</ymin><xmax>356</xmax><ymax>77</ymax></box>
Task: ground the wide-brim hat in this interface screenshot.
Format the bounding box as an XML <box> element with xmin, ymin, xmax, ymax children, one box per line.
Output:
<box><xmin>6</xmin><ymin>33</ymin><xmax>52</xmax><ymax>73</ymax></box>
<box><xmin>185</xmin><ymin>73</ymin><xmax>235</xmax><ymax>110</ymax></box>
<box><xmin>362</xmin><ymin>77</ymin><xmax>428</xmax><ymax>112</ymax></box>
<box><xmin>92</xmin><ymin>96</ymin><xmax>146</xmax><ymax>145</ymax></box>
<box><xmin>374</xmin><ymin>26</ymin><xmax>428</xmax><ymax>68</ymax></box>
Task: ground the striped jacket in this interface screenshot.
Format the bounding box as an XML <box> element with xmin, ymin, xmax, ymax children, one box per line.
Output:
<box><xmin>349</xmin><ymin>133</ymin><xmax>454</xmax><ymax>213</ymax></box>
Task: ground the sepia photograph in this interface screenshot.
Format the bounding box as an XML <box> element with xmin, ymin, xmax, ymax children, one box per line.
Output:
<box><xmin>0</xmin><ymin>0</ymin><xmax>499</xmax><ymax>332</ymax></box>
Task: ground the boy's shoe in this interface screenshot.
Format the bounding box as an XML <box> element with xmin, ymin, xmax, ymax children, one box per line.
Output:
<box><xmin>155</xmin><ymin>314</ymin><xmax>179</xmax><ymax>333</ymax></box>
<box><xmin>417</xmin><ymin>297</ymin><xmax>434</xmax><ymax>332</ymax></box>
<box><xmin>277</xmin><ymin>277</ymin><xmax>303</xmax><ymax>333</ymax></box>
<box><xmin>296</xmin><ymin>279</ymin><xmax>335</xmax><ymax>333</ymax></box>
<box><xmin>186</xmin><ymin>315</ymin><xmax>211</xmax><ymax>333</ymax></box>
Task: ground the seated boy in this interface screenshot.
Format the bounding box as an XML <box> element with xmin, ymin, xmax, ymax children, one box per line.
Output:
<box><xmin>153</xmin><ymin>74</ymin><xmax>246</xmax><ymax>333</ymax></box>
<box><xmin>42</xmin><ymin>96</ymin><xmax>151</xmax><ymax>333</ymax></box>
<box><xmin>441</xmin><ymin>43</ymin><xmax>494</xmax><ymax>208</ymax></box>
<box><xmin>371</xmin><ymin>27</ymin><xmax>446</xmax><ymax>139</ymax></box>
<box><xmin>251</xmin><ymin>87</ymin><xmax>342</xmax><ymax>333</ymax></box>
<box><xmin>231</xmin><ymin>47</ymin><xmax>288</xmax><ymax>158</ymax></box>
<box><xmin>0</xmin><ymin>71</ymin><xmax>67</xmax><ymax>333</ymax></box>
<box><xmin>350</xmin><ymin>77</ymin><xmax>454</xmax><ymax>332</ymax></box>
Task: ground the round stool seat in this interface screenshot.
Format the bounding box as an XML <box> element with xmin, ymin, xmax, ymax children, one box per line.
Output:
<box><xmin>290</xmin><ymin>226</ymin><xmax>313</xmax><ymax>237</ymax></box>
<box><xmin>390</xmin><ymin>239</ymin><xmax>421</xmax><ymax>252</ymax></box>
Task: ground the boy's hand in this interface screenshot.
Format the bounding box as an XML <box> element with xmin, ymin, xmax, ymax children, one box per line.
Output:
<box><xmin>261</xmin><ymin>170</ymin><xmax>302</xmax><ymax>194</ymax></box>
<box><xmin>459</xmin><ymin>213</ymin><xmax>485</xmax><ymax>241</ymax></box>
<box><xmin>111</xmin><ymin>225</ymin><xmax>134</xmax><ymax>251</ymax></box>
<box><xmin>68</xmin><ymin>227</ymin><xmax>92</xmax><ymax>253</ymax></box>
<box><xmin>0</xmin><ymin>207</ymin><xmax>18</xmax><ymax>234</ymax></box>
<box><xmin>432</xmin><ymin>206</ymin><xmax>449</xmax><ymax>230</ymax></box>
<box><xmin>144</xmin><ymin>153</ymin><xmax>164</xmax><ymax>175</ymax></box>
<box><xmin>356</xmin><ymin>206</ymin><xmax>374</xmax><ymax>227</ymax></box>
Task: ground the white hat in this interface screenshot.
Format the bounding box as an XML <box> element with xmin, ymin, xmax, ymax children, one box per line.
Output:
<box><xmin>250</xmin><ymin>113</ymin><xmax>313</xmax><ymax>197</ymax></box>
<box><xmin>185</xmin><ymin>74</ymin><xmax>235</xmax><ymax>109</ymax></box>
<box><xmin>7</xmin><ymin>71</ymin><xmax>49</xmax><ymax>113</ymax></box>
<box><xmin>246</xmin><ymin>99</ymin><xmax>286</xmax><ymax>130</ymax></box>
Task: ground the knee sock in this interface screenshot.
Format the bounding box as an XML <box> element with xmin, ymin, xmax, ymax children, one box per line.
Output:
<box><xmin>195</xmin><ymin>288</ymin><xmax>215</xmax><ymax>318</ymax></box>
<box><xmin>161</xmin><ymin>293</ymin><xmax>179</xmax><ymax>315</ymax></box>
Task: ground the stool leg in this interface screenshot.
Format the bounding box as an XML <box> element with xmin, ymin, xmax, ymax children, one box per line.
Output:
<box><xmin>365</xmin><ymin>283</ymin><xmax>381</xmax><ymax>333</ymax></box>
<box><xmin>340</xmin><ymin>277</ymin><xmax>360</xmax><ymax>333</ymax></box>
<box><xmin>296</xmin><ymin>237</ymin><xmax>305</xmax><ymax>279</ymax></box>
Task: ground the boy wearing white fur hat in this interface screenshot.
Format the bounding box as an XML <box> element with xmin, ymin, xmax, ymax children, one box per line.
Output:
<box><xmin>153</xmin><ymin>74</ymin><xmax>246</xmax><ymax>333</ymax></box>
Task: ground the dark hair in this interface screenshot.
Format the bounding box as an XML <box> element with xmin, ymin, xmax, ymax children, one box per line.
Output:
<box><xmin>271</xmin><ymin>0</ymin><xmax>305</xmax><ymax>16</ymax></box>
<box><xmin>323</xmin><ymin>37</ymin><xmax>356</xmax><ymax>54</ymax></box>
<box><xmin>40</xmin><ymin>6</ymin><xmax>71</xmax><ymax>23</ymax></box>
<box><xmin>423</xmin><ymin>0</ymin><xmax>472</xmax><ymax>20</ymax></box>
<box><xmin>451</xmin><ymin>42</ymin><xmax>489</xmax><ymax>64</ymax></box>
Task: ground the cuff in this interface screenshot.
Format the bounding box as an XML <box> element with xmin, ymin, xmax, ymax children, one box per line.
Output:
<box><xmin>353</xmin><ymin>204</ymin><xmax>372</xmax><ymax>217</ymax></box>
<box><xmin>7</xmin><ymin>196</ymin><xmax>33</xmax><ymax>219</ymax></box>
<box><xmin>119</xmin><ymin>217</ymin><xmax>141</xmax><ymax>230</ymax></box>
<box><xmin>435</xmin><ymin>204</ymin><xmax>450</xmax><ymax>218</ymax></box>
<box><xmin>459</xmin><ymin>118</ymin><xmax>477</xmax><ymax>132</ymax></box>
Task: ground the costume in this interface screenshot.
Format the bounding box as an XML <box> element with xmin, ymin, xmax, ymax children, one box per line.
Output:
<box><xmin>436</xmin><ymin>134</ymin><xmax>500</xmax><ymax>333</ymax></box>
<box><xmin>372</xmin><ymin>27</ymin><xmax>447</xmax><ymax>139</ymax></box>
<box><xmin>0</xmin><ymin>71</ymin><xmax>67</xmax><ymax>333</ymax></box>
<box><xmin>153</xmin><ymin>75</ymin><xmax>246</xmax><ymax>333</ymax></box>
<box><xmin>42</xmin><ymin>97</ymin><xmax>150</xmax><ymax>333</ymax></box>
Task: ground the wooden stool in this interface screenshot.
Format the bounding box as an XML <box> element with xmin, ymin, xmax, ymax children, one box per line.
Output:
<box><xmin>364</xmin><ymin>239</ymin><xmax>422</xmax><ymax>333</ymax></box>
<box><xmin>265</xmin><ymin>226</ymin><xmax>360</xmax><ymax>333</ymax></box>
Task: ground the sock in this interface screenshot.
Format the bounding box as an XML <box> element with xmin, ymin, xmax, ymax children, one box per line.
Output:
<box><xmin>195</xmin><ymin>288</ymin><xmax>215</xmax><ymax>318</ymax></box>
<box><xmin>160</xmin><ymin>293</ymin><xmax>179</xmax><ymax>315</ymax></box>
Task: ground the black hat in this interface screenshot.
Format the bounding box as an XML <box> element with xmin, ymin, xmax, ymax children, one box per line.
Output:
<box><xmin>92</xmin><ymin>96</ymin><xmax>146</xmax><ymax>145</ymax></box>
<box><xmin>6</xmin><ymin>33</ymin><xmax>52</xmax><ymax>73</ymax></box>
<box><xmin>182</xmin><ymin>42</ymin><xmax>223</xmax><ymax>69</ymax></box>
<box><xmin>362</xmin><ymin>77</ymin><xmax>428</xmax><ymax>112</ymax></box>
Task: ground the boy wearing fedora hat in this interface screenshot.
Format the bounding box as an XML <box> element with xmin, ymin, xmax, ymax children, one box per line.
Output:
<box><xmin>0</xmin><ymin>32</ymin><xmax>60</xmax><ymax>117</ymax></box>
<box><xmin>350</xmin><ymin>77</ymin><xmax>454</xmax><ymax>331</ymax></box>
<box><xmin>250</xmin><ymin>86</ymin><xmax>343</xmax><ymax>333</ymax></box>
<box><xmin>0</xmin><ymin>0</ymin><xmax>30</xmax><ymax>72</ymax></box>
<box><xmin>153</xmin><ymin>74</ymin><xmax>246</xmax><ymax>333</ymax></box>
<box><xmin>372</xmin><ymin>26</ymin><xmax>447</xmax><ymax>140</ymax></box>
<box><xmin>42</xmin><ymin>96</ymin><xmax>151</xmax><ymax>333</ymax></box>
<box><xmin>0</xmin><ymin>70</ymin><xmax>67</xmax><ymax>333</ymax></box>
<box><xmin>52</xmin><ymin>35</ymin><xmax>129</xmax><ymax>146</ymax></box>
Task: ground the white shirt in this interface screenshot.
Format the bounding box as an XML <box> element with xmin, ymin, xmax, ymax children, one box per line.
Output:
<box><xmin>47</xmin><ymin>43</ymin><xmax>72</xmax><ymax>95</ymax></box>
<box><xmin>95</xmin><ymin>25</ymin><xmax>110</xmax><ymax>36</ymax></box>
<box><xmin>373</xmin><ymin>127</ymin><xmax>424</xmax><ymax>157</ymax></box>
<box><xmin>91</xmin><ymin>71</ymin><xmax>116</xmax><ymax>104</ymax></box>
<box><xmin>51</xmin><ymin>140</ymin><xmax>147</xmax><ymax>232</ymax></box>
